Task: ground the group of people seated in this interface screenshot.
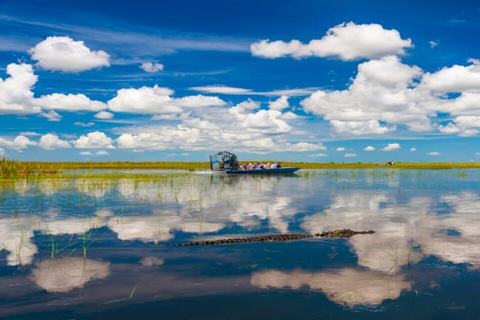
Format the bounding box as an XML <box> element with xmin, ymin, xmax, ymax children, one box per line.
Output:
<box><xmin>237</xmin><ymin>162</ymin><xmax>282</xmax><ymax>170</ymax></box>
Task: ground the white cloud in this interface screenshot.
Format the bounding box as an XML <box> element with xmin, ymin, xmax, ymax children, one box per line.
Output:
<box><xmin>74</xmin><ymin>122</ymin><xmax>95</xmax><ymax>127</ymax></box>
<box><xmin>229</xmin><ymin>107</ymin><xmax>292</xmax><ymax>134</ymax></box>
<box><xmin>94</xmin><ymin>111</ymin><xmax>114</xmax><ymax>119</ymax></box>
<box><xmin>410</xmin><ymin>147</ymin><xmax>417</xmax><ymax>152</ymax></box>
<box><xmin>20</xmin><ymin>131</ymin><xmax>40</xmax><ymax>136</ymax></box>
<box><xmin>344</xmin><ymin>153</ymin><xmax>357</xmax><ymax>157</ymax></box>
<box><xmin>428</xmin><ymin>151</ymin><xmax>441</xmax><ymax>156</ymax></box>
<box><xmin>96</xmin><ymin>150</ymin><xmax>108</xmax><ymax>156</ymax></box>
<box><xmin>421</xmin><ymin>59</ymin><xmax>480</xmax><ymax>93</ymax></box>
<box><xmin>281</xmin><ymin>111</ymin><xmax>298</xmax><ymax>120</ymax></box>
<box><xmin>107</xmin><ymin>85</ymin><xmax>226</xmax><ymax>114</ymax></box>
<box><xmin>37</xmin><ymin>93</ymin><xmax>105</xmax><ymax>111</ymax></box>
<box><xmin>268</xmin><ymin>95</ymin><xmax>290</xmax><ymax>110</ymax></box>
<box><xmin>234</xmin><ymin>98</ymin><xmax>260</xmax><ymax>110</ymax></box>
<box><xmin>190</xmin><ymin>85</ymin><xmax>318</xmax><ymax>96</ymax></box>
<box><xmin>29</xmin><ymin>36</ymin><xmax>110</xmax><ymax>72</ymax></box>
<box><xmin>0</xmin><ymin>135</ymin><xmax>37</xmax><ymax>150</ymax></box>
<box><xmin>301</xmin><ymin>56</ymin><xmax>429</xmax><ymax>136</ymax></box>
<box><xmin>364</xmin><ymin>145</ymin><xmax>375</xmax><ymax>151</ymax></box>
<box><xmin>429</xmin><ymin>40</ymin><xmax>439</xmax><ymax>48</ymax></box>
<box><xmin>382</xmin><ymin>143</ymin><xmax>400</xmax><ymax>151</ymax></box>
<box><xmin>283</xmin><ymin>142</ymin><xmax>326</xmax><ymax>152</ymax></box>
<box><xmin>115</xmin><ymin>115</ymin><xmax>324</xmax><ymax>154</ymax></box>
<box><xmin>0</xmin><ymin>63</ymin><xmax>107</xmax><ymax>116</ymax></box>
<box><xmin>79</xmin><ymin>151</ymin><xmax>92</xmax><ymax>156</ymax></box>
<box><xmin>39</xmin><ymin>134</ymin><xmax>71</xmax><ymax>150</ymax></box>
<box><xmin>309</xmin><ymin>153</ymin><xmax>327</xmax><ymax>157</ymax></box>
<box><xmin>189</xmin><ymin>86</ymin><xmax>252</xmax><ymax>94</ymax></box>
<box><xmin>336</xmin><ymin>147</ymin><xmax>346</xmax><ymax>151</ymax></box>
<box><xmin>251</xmin><ymin>22</ymin><xmax>412</xmax><ymax>61</ymax></box>
<box><xmin>140</xmin><ymin>62</ymin><xmax>164</xmax><ymax>73</ymax></box>
<box><xmin>39</xmin><ymin>110</ymin><xmax>62</xmax><ymax>121</ymax></box>
<box><xmin>0</xmin><ymin>63</ymin><xmax>40</xmax><ymax>115</ymax></box>
<box><xmin>74</xmin><ymin>131</ymin><xmax>115</xmax><ymax>149</ymax></box>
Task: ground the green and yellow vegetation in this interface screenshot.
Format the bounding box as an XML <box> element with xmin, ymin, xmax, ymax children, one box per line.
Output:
<box><xmin>2</xmin><ymin>158</ymin><xmax>480</xmax><ymax>179</ymax></box>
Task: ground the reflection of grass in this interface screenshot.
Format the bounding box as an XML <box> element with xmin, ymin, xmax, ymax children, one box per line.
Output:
<box><xmin>99</xmin><ymin>281</ymin><xmax>140</xmax><ymax>305</ymax></box>
<box><xmin>335</xmin><ymin>291</ymin><xmax>354</xmax><ymax>303</ymax></box>
<box><xmin>82</xmin><ymin>228</ymin><xmax>95</xmax><ymax>258</ymax></box>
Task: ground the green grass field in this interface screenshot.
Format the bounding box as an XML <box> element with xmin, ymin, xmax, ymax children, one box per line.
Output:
<box><xmin>2</xmin><ymin>158</ymin><xmax>480</xmax><ymax>179</ymax></box>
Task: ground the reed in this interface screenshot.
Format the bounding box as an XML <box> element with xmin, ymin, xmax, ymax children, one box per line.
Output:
<box><xmin>2</xmin><ymin>158</ymin><xmax>480</xmax><ymax>179</ymax></box>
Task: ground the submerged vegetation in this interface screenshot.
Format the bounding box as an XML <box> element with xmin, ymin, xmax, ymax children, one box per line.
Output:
<box><xmin>2</xmin><ymin>158</ymin><xmax>480</xmax><ymax>179</ymax></box>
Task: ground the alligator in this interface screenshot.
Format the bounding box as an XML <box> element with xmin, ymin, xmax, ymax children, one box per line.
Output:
<box><xmin>169</xmin><ymin>229</ymin><xmax>375</xmax><ymax>246</ymax></box>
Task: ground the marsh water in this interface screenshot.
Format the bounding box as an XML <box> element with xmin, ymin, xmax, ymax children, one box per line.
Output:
<box><xmin>1</xmin><ymin>169</ymin><xmax>480</xmax><ymax>319</ymax></box>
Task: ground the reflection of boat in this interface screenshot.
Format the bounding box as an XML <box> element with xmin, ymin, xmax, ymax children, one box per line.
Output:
<box><xmin>226</xmin><ymin>167</ymin><xmax>299</xmax><ymax>174</ymax></box>
<box><xmin>209</xmin><ymin>151</ymin><xmax>300</xmax><ymax>174</ymax></box>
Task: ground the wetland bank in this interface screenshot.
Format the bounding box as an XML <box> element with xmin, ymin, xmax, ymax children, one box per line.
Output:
<box><xmin>1</xmin><ymin>167</ymin><xmax>480</xmax><ymax>319</ymax></box>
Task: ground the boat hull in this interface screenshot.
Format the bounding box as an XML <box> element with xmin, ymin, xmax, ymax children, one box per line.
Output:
<box><xmin>226</xmin><ymin>167</ymin><xmax>300</xmax><ymax>174</ymax></box>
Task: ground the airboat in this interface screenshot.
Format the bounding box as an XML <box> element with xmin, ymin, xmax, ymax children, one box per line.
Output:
<box><xmin>209</xmin><ymin>151</ymin><xmax>300</xmax><ymax>174</ymax></box>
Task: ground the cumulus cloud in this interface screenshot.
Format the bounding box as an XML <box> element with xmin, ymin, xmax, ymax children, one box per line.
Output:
<box><xmin>231</xmin><ymin>108</ymin><xmax>292</xmax><ymax>134</ymax></box>
<box><xmin>428</xmin><ymin>151</ymin><xmax>441</xmax><ymax>156</ymax></box>
<box><xmin>336</xmin><ymin>147</ymin><xmax>346</xmax><ymax>151</ymax></box>
<box><xmin>29</xmin><ymin>36</ymin><xmax>110</xmax><ymax>72</ymax></box>
<box><xmin>39</xmin><ymin>134</ymin><xmax>71</xmax><ymax>150</ymax></box>
<box><xmin>251</xmin><ymin>22</ymin><xmax>412</xmax><ymax>61</ymax></box>
<box><xmin>0</xmin><ymin>63</ymin><xmax>40</xmax><ymax>115</ymax></box>
<box><xmin>364</xmin><ymin>145</ymin><xmax>375</xmax><ymax>151</ymax></box>
<box><xmin>410</xmin><ymin>147</ymin><xmax>417</xmax><ymax>152</ymax></box>
<box><xmin>301</xmin><ymin>56</ymin><xmax>431</xmax><ymax>135</ymax></box>
<box><xmin>74</xmin><ymin>131</ymin><xmax>115</xmax><ymax>149</ymax></box>
<box><xmin>107</xmin><ymin>85</ymin><xmax>226</xmax><ymax>114</ymax></box>
<box><xmin>115</xmin><ymin>109</ymin><xmax>324</xmax><ymax>154</ymax></box>
<box><xmin>345</xmin><ymin>153</ymin><xmax>357</xmax><ymax>157</ymax></box>
<box><xmin>382</xmin><ymin>143</ymin><xmax>400</xmax><ymax>151</ymax></box>
<box><xmin>36</xmin><ymin>93</ymin><xmax>106</xmax><ymax>112</ymax></box>
<box><xmin>39</xmin><ymin>110</ymin><xmax>62</xmax><ymax>121</ymax></box>
<box><xmin>421</xmin><ymin>59</ymin><xmax>480</xmax><ymax>93</ymax></box>
<box><xmin>140</xmin><ymin>62</ymin><xmax>164</xmax><ymax>72</ymax></box>
<box><xmin>0</xmin><ymin>135</ymin><xmax>37</xmax><ymax>150</ymax></box>
<box><xmin>0</xmin><ymin>62</ymin><xmax>105</xmax><ymax>116</ymax></box>
<box><xmin>94</xmin><ymin>111</ymin><xmax>114</xmax><ymax>119</ymax></box>
<box><xmin>268</xmin><ymin>95</ymin><xmax>290</xmax><ymax>110</ymax></box>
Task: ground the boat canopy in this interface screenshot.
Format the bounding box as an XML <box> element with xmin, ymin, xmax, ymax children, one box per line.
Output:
<box><xmin>210</xmin><ymin>151</ymin><xmax>239</xmax><ymax>171</ymax></box>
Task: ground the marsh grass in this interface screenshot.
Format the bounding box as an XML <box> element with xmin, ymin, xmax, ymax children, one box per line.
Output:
<box><xmin>3</xmin><ymin>158</ymin><xmax>480</xmax><ymax>179</ymax></box>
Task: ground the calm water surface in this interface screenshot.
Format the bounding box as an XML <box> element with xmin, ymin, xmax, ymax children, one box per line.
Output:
<box><xmin>1</xmin><ymin>169</ymin><xmax>480</xmax><ymax>319</ymax></box>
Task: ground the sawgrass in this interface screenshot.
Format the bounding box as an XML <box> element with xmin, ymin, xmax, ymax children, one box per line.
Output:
<box><xmin>2</xmin><ymin>158</ymin><xmax>480</xmax><ymax>179</ymax></box>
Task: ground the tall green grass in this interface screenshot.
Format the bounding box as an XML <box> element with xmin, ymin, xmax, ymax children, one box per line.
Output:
<box><xmin>2</xmin><ymin>158</ymin><xmax>480</xmax><ymax>179</ymax></box>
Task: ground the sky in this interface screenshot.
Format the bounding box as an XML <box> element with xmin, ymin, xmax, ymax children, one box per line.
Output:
<box><xmin>1</xmin><ymin>0</ymin><xmax>480</xmax><ymax>162</ymax></box>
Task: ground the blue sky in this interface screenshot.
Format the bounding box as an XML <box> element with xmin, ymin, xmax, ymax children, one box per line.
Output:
<box><xmin>1</xmin><ymin>0</ymin><xmax>480</xmax><ymax>162</ymax></box>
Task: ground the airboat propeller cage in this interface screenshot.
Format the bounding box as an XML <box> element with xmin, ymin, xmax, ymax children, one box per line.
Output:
<box><xmin>210</xmin><ymin>151</ymin><xmax>239</xmax><ymax>171</ymax></box>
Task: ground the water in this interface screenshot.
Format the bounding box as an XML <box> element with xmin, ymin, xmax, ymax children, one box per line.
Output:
<box><xmin>1</xmin><ymin>169</ymin><xmax>480</xmax><ymax>319</ymax></box>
